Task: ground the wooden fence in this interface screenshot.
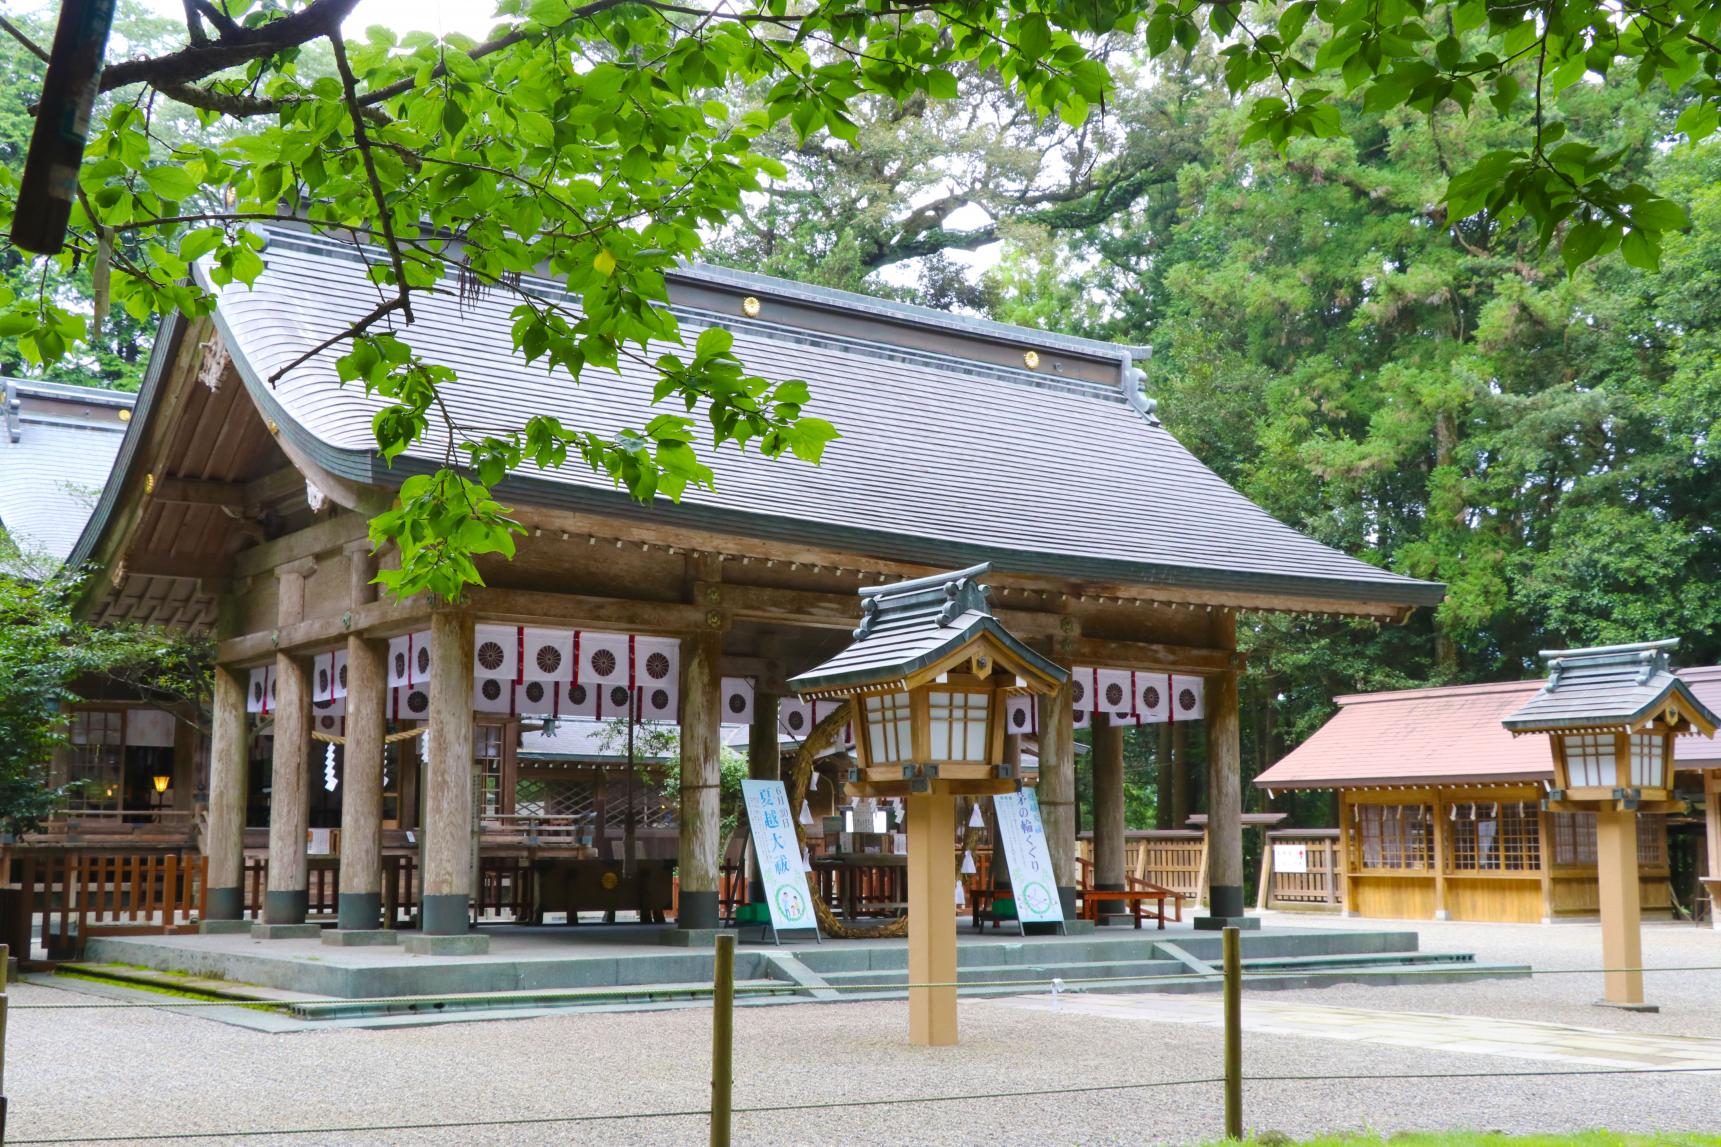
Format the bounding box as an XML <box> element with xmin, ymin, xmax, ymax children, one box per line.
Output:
<box><xmin>2</xmin><ymin>850</ymin><xmax>206</xmax><ymax>964</ymax></box>
<box><xmin>1259</xmin><ymin>829</ymin><xmax>1343</xmax><ymax>910</ymax></box>
<box><xmin>1077</xmin><ymin>831</ymin><xmax>1208</xmax><ymax>902</ymax></box>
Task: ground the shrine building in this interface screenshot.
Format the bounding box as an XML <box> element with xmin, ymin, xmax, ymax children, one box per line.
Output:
<box><xmin>53</xmin><ymin>221</ymin><xmax>1444</xmax><ymax>951</ymax></box>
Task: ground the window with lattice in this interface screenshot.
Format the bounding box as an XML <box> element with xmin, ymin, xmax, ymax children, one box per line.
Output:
<box><xmin>1637</xmin><ymin>813</ymin><xmax>1667</xmax><ymax>866</ymax></box>
<box><xmin>604</xmin><ymin>773</ymin><xmax>677</xmax><ymax>830</ymax></box>
<box><xmin>1354</xmin><ymin>804</ymin><xmax>1433</xmax><ymax>870</ymax></box>
<box><xmin>1550</xmin><ymin>812</ymin><xmax>1598</xmax><ymax>866</ymax></box>
<box><xmin>1447</xmin><ymin>801</ymin><xmax>1541</xmax><ymax>871</ymax></box>
<box><xmin>66</xmin><ymin>710</ymin><xmax>123</xmax><ymax>811</ymax></box>
<box><xmin>475</xmin><ymin>724</ymin><xmax>504</xmax><ymax>816</ymax></box>
<box><xmin>1561</xmin><ymin>734</ymin><xmax>1617</xmax><ymax>787</ymax></box>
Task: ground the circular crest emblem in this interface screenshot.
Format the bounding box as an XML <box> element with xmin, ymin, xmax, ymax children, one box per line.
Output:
<box><xmin>591</xmin><ymin>648</ymin><xmax>617</xmax><ymax>677</ymax></box>
<box><xmin>477</xmin><ymin>640</ymin><xmax>506</xmax><ymax>672</ymax></box>
<box><xmin>645</xmin><ymin>652</ymin><xmax>671</xmax><ymax>680</ymax></box>
<box><xmin>535</xmin><ymin>645</ymin><xmax>562</xmax><ymax>674</ymax></box>
<box><xmin>481</xmin><ymin>679</ymin><xmax>503</xmax><ymax>701</ymax></box>
<box><xmin>1178</xmin><ymin>688</ymin><xmax>1197</xmax><ymax>713</ymax></box>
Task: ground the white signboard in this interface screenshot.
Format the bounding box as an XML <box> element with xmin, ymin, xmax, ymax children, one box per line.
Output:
<box><xmin>993</xmin><ymin>789</ymin><xmax>1065</xmax><ymax>926</ymax></box>
<box><xmin>741</xmin><ymin>780</ymin><xmax>816</xmax><ymax>936</ymax></box>
<box><xmin>1272</xmin><ymin>843</ymin><xmax>1309</xmax><ymax>874</ymax></box>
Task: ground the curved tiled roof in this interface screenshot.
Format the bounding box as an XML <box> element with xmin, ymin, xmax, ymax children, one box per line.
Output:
<box><xmin>195</xmin><ymin>225</ymin><xmax>1443</xmax><ymax>609</ymax></box>
<box><xmin>0</xmin><ymin>380</ymin><xmax>135</xmax><ymax>564</ymax></box>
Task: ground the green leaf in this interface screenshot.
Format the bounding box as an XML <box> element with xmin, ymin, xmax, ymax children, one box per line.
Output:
<box><xmin>1619</xmin><ymin>228</ymin><xmax>1660</xmax><ymax>271</ymax></box>
<box><xmin>141</xmin><ymin>167</ymin><xmax>198</xmax><ymax>202</ymax></box>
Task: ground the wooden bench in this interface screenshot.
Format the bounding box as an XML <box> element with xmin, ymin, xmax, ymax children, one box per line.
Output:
<box><xmin>1078</xmin><ymin>881</ymin><xmax>1184</xmax><ymax>930</ymax></box>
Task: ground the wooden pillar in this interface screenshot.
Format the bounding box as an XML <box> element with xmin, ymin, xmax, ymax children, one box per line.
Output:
<box><xmin>1432</xmin><ymin>792</ymin><xmax>1450</xmax><ymax>920</ymax></box>
<box><xmin>337</xmin><ymin>636</ymin><xmax>385</xmax><ymax>932</ymax></box>
<box><xmin>1092</xmin><ymin>711</ymin><xmax>1126</xmax><ymax>920</ymax></box>
<box><xmin>421</xmin><ymin>611</ymin><xmax>475</xmax><ymax>935</ymax></box>
<box><xmin>204</xmin><ymin>664</ymin><xmax>248</xmax><ymax>920</ymax></box>
<box><xmin>1155</xmin><ymin>723</ymin><xmax>1174</xmax><ymax>829</ymax></box>
<box><xmin>263</xmin><ymin>652</ymin><xmax>310</xmax><ymax>924</ymax></box>
<box><xmin>1197</xmin><ymin>659</ymin><xmax>1246</xmax><ymax>927</ymax></box>
<box><xmin>1337</xmin><ymin>793</ymin><xmax>1356</xmax><ymax>917</ymax></box>
<box><xmin>1705</xmin><ymin>771</ymin><xmax>1721</xmax><ymax>931</ymax></box>
<box><xmin>1037</xmin><ymin>677</ymin><xmax>1077</xmax><ymax>919</ymax></box>
<box><xmin>1170</xmin><ymin>721</ymin><xmax>1190</xmax><ymax>826</ymax></box>
<box><xmin>1595</xmin><ymin>803</ymin><xmax>1646</xmax><ymax>1006</ymax></box>
<box><xmin>747</xmin><ymin>689</ymin><xmax>780</xmax><ymax>900</ymax></box>
<box><xmin>906</xmin><ymin>792</ymin><xmax>958</xmax><ymax>1046</ymax></box>
<box><xmin>678</xmin><ymin>628</ymin><xmax>723</xmax><ymax>930</ymax></box>
<box><xmin>1536</xmin><ymin>803</ymin><xmax>1554</xmax><ymax>924</ymax></box>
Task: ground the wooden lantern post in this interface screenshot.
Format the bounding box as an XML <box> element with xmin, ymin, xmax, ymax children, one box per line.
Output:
<box><xmin>789</xmin><ymin>564</ymin><xmax>1068</xmax><ymax>1046</ymax></box>
<box><xmin>1503</xmin><ymin>639</ymin><xmax>1718</xmax><ymax>1010</ymax></box>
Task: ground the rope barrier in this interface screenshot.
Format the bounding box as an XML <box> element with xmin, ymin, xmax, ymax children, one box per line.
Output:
<box><xmin>11</xmin><ymin>962</ymin><xmax>1721</xmax><ymax>1010</ymax></box>
<box><xmin>11</xmin><ymin>1065</ymin><xmax>1721</xmax><ymax>1144</ymax></box>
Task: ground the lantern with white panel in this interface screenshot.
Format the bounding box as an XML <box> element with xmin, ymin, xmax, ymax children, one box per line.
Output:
<box><xmin>1502</xmin><ymin>639</ymin><xmax>1719</xmax><ymax>1009</ymax></box>
<box><xmin>789</xmin><ymin>564</ymin><xmax>1067</xmax><ymax>1048</ymax></box>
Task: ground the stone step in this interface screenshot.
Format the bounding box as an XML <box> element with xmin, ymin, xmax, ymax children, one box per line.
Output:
<box><xmin>815</xmin><ymin>958</ymin><xmax>1192</xmax><ymax>990</ymax></box>
<box><xmin>285</xmin><ymin>979</ymin><xmax>795</xmax><ymax>1020</ymax></box>
<box><xmin>1238</xmin><ymin>950</ymin><xmax>1475</xmax><ymax>970</ymax></box>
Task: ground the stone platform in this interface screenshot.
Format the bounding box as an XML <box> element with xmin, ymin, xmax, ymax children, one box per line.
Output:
<box><xmin>80</xmin><ymin>918</ymin><xmax>1528</xmax><ymax>1011</ymax></box>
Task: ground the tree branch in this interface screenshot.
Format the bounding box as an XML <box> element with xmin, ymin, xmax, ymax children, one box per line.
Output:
<box><xmin>330</xmin><ymin>32</ymin><xmax>413</xmax><ymax>324</ymax></box>
<box><xmin>0</xmin><ymin>15</ymin><xmax>49</xmax><ymax>63</ymax></box>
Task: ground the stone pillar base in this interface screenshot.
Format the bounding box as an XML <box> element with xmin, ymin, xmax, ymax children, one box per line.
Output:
<box><xmin>1593</xmin><ymin>998</ymin><xmax>1660</xmax><ymax>1013</ymax></box>
<box><xmin>322</xmin><ymin>929</ymin><xmax>400</xmax><ymax>948</ymax></box>
<box><xmin>1193</xmin><ymin>915</ymin><xmax>1261</xmax><ymax>931</ymax></box>
<box><xmin>1056</xmin><ymin>885</ymin><xmax>1078</xmax><ymax>921</ymax></box>
<box><xmin>262</xmin><ymin>890</ymin><xmax>308</xmax><ymax>926</ymax></box>
<box><xmin>404</xmin><ymin>932</ymin><xmax>490</xmax><ymax>956</ymax></box>
<box><xmin>659</xmin><ymin>926</ymin><xmax>718</xmax><ymax>947</ymax></box>
<box><xmin>251</xmin><ymin>922</ymin><xmax>322</xmax><ymax>940</ymax></box>
<box><xmin>199</xmin><ymin>919</ymin><xmax>253</xmax><ymax>936</ymax></box>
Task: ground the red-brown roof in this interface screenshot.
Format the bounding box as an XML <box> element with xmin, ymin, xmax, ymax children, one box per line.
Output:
<box><xmin>1676</xmin><ymin>667</ymin><xmax>1721</xmax><ymax>766</ymax></box>
<box><xmin>1256</xmin><ymin>669</ymin><xmax>1721</xmax><ymax>790</ymax></box>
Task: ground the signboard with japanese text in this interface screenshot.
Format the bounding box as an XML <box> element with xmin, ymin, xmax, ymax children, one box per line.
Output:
<box><xmin>741</xmin><ymin>779</ymin><xmax>817</xmax><ymax>937</ymax></box>
<box><xmin>993</xmin><ymin>789</ymin><xmax>1064</xmax><ymax>925</ymax></box>
<box><xmin>1272</xmin><ymin>843</ymin><xmax>1309</xmax><ymax>874</ymax></box>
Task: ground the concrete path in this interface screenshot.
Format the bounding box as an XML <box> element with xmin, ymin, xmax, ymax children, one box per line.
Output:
<box><xmin>993</xmin><ymin>991</ymin><xmax>1721</xmax><ymax>1070</ymax></box>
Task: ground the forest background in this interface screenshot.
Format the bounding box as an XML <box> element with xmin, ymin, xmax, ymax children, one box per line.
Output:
<box><xmin>4</xmin><ymin>2</ymin><xmax>1719</xmax><ymax>835</ymax></box>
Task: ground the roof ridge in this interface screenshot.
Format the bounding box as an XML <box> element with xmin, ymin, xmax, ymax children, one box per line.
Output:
<box><xmin>1334</xmin><ymin>678</ymin><xmax>1545</xmax><ymax>705</ymax></box>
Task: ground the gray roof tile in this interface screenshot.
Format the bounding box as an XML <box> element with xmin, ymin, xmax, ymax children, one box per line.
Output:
<box><xmin>197</xmin><ymin>226</ymin><xmax>1444</xmax><ymax>608</ymax></box>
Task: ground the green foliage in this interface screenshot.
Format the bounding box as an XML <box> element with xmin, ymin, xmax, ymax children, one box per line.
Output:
<box><xmin>0</xmin><ymin>0</ymin><xmax>1115</xmax><ymax>599</ymax></box>
<box><xmin>596</xmin><ymin>719</ymin><xmax>751</xmax><ymax>840</ymax></box>
<box><xmin>10</xmin><ymin>0</ymin><xmax>1716</xmax><ymax>598</ymax></box>
<box><xmin>0</xmin><ymin>542</ymin><xmax>212</xmax><ymax>834</ymax></box>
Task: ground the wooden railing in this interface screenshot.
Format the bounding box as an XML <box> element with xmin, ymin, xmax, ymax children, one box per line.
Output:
<box><xmin>481</xmin><ymin>815</ymin><xmax>588</xmax><ymax>847</ymax></box>
<box><xmin>22</xmin><ymin>810</ymin><xmax>199</xmax><ymax>848</ymax></box>
<box><xmin>1260</xmin><ymin>829</ymin><xmax>1343</xmax><ymax>910</ymax></box>
<box><xmin>2</xmin><ymin>850</ymin><xmax>206</xmax><ymax>963</ymax></box>
<box><xmin>1077</xmin><ymin>831</ymin><xmax>1207</xmax><ymax>902</ymax></box>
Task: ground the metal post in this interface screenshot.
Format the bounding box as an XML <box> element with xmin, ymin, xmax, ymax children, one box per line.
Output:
<box><xmin>1222</xmin><ymin>925</ymin><xmax>1242</xmax><ymax>1139</ymax></box>
<box><xmin>709</xmin><ymin>932</ymin><xmax>735</xmax><ymax>1147</ymax></box>
<box><xmin>1</xmin><ymin>940</ymin><xmax>9</xmax><ymax>1144</ymax></box>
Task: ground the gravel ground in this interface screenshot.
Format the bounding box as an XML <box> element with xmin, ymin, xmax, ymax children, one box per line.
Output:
<box><xmin>9</xmin><ymin>915</ymin><xmax>1721</xmax><ymax>1147</ymax></box>
<box><xmin>1256</xmin><ymin>913</ymin><xmax>1721</xmax><ymax>1038</ymax></box>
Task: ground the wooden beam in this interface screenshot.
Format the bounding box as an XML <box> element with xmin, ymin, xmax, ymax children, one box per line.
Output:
<box><xmin>123</xmin><ymin>549</ymin><xmax>230</xmax><ymax>580</ymax></box>
<box><xmin>1045</xmin><ymin>636</ymin><xmax>1233</xmax><ymax>676</ymax></box>
<box><xmin>465</xmin><ymin>587</ymin><xmax>708</xmax><ymax>634</ymax></box>
<box><xmin>243</xmin><ymin>465</ymin><xmax>310</xmax><ymax>508</ymax></box>
<box><xmin>216</xmin><ymin>593</ymin><xmax>430</xmax><ymax>665</ymax></box>
<box><xmin>232</xmin><ymin>513</ymin><xmax>372</xmax><ymax>579</ymax></box>
<box><xmin>149</xmin><ymin>476</ymin><xmax>245</xmax><ymax>509</ymax></box>
<box><xmin>700</xmin><ymin>580</ymin><xmax>1067</xmax><ymax>638</ymax></box>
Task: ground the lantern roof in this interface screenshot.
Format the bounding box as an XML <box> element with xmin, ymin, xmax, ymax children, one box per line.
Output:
<box><xmin>1502</xmin><ymin>639</ymin><xmax>1720</xmax><ymax>737</ymax></box>
<box><xmin>788</xmin><ymin>563</ymin><xmax>1068</xmax><ymax>698</ymax></box>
